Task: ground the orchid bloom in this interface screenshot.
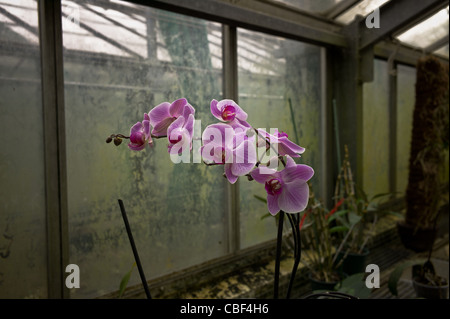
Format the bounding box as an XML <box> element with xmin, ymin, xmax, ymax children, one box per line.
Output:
<box><xmin>128</xmin><ymin>113</ymin><xmax>153</xmax><ymax>151</ymax></box>
<box><xmin>250</xmin><ymin>156</ymin><xmax>314</xmax><ymax>215</ymax></box>
<box><xmin>257</xmin><ymin>128</ymin><xmax>305</xmax><ymax>157</ymax></box>
<box><xmin>210</xmin><ymin>99</ymin><xmax>251</xmax><ymax>130</ymax></box>
<box><xmin>167</xmin><ymin>113</ymin><xmax>195</xmax><ymax>155</ymax></box>
<box><xmin>200</xmin><ymin>123</ymin><xmax>256</xmax><ymax>184</ymax></box>
<box><xmin>149</xmin><ymin>98</ymin><xmax>195</xmax><ymax>137</ymax></box>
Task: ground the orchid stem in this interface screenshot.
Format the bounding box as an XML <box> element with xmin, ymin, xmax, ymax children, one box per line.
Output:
<box><xmin>274</xmin><ymin>210</ymin><xmax>285</xmax><ymax>299</ymax></box>
<box><xmin>286</xmin><ymin>213</ymin><xmax>301</xmax><ymax>299</ymax></box>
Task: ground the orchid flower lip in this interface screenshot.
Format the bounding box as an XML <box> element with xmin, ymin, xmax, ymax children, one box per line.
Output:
<box><xmin>265</xmin><ymin>178</ymin><xmax>283</xmax><ymax>196</ymax></box>
<box><xmin>222</xmin><ymin>105</ymin><xmax>236</xmax><ymax>121</ymax></box>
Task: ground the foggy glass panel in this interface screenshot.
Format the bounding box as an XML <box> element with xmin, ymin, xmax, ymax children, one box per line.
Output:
<box><xmin>237</xmin><ymin>29</ymin><xmax>322</xmax><ymax>249</ymax></box>
<box><xmin>362</xmin><ymin>59</ymin><xmax>390</xmax><ymax>199</ymax></box>
<box><xmin>396</xmin><ymin>64</ymin><xmax>416</xmax><ymax>195</ymax></box>
<box><xmin>335</xmin><ymin>0</ymin><xmax>389</xmax><ymax>24</ymax></box>
<box><xmin>62</xmin><ymin>0</ymin><xmax>225</xmax><ymax>298</ymax></box>
<box><xmin>272</xmin><ymin>0</ymin><xmax>344</xmax><ymax>14</ymax></box>
<box><xmin>0</xmin><ymin>0</ymin><xmax>47</xmax><ymax>298</ymax></box>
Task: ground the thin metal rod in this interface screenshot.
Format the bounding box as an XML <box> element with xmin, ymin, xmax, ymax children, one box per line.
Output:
<box><xmin>274</xmin><ymin>211</ymin><xmax>285</xmax><ymax>299</ymax></box>
<box><xmin>118</xmin><ymin>199</ymin><xmax>152</xmax><ymax>299</ymax></box>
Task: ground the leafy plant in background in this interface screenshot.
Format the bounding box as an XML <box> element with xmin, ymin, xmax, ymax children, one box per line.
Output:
<box><xmin>108</xmin><ymin>97</ymin><xmax>314</xmax><ymax>299</ymax></box>
<box><xmin>299</xmin><ymin>187</ymin><xmax>346</xmax><ymax>284</ymax></box>
<box><xmin>331</xmin><ymin>145</ymin><xmax>397</xmax><ymax>256</ymax></box>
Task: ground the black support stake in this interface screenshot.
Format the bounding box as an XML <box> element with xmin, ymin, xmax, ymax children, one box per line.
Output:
<box><xmin>118</xmin><ymin>199</ymin><xmax>152</xmax><ymax>299</ymax></box>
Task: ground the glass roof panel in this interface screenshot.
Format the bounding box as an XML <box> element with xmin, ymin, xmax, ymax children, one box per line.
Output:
<box><xmin>271</xmin><ymin>0</ymin><xmax>345</xmax><ymax>15</ymax></box>
<box><xmin>434</xmin><ymin>43</ymin><xmax>449</xmax><ymax>58</ymax></box>
<box><xmin>0</xmin><ymin>0</ymin><xmax>39</xmax><ymax>44</ymax></box>
<box><xmin>335</xmin><ymin>0</ymin><xmax>389</xmax><ymax>24</ymax></box>
<box><xmin>396</xmin><ymin>6</ymin><xmax>449</xmax><ymax>49</ymax></box>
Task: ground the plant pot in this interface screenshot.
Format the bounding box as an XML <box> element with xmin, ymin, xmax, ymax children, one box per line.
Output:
<box><xmin>413</xmin><ymin>277</ymin><xmax>449</xmax><ymax>299</ymax></box>
<box><xmin>397</xmin><ymin>220</ymin><xmax>436</xmax><ymax>252</ymax></box>
<box><xmin>308</xmin><ymin>273</ymin><xmax>340</xmax><ymax>292</ymax></box>
<box><xmin>338</xmin><ymin>248</ymin><xmax>370</xmax><ymax>275</ymax></box>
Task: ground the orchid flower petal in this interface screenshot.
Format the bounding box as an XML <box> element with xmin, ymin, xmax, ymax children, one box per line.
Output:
<box><xmin>184</xmin><ymin>114</ymin><xmax>195</xmax><ymax>138</ymax></box>
<box><xmin>267</xmin><ymin>194</ymin><xmax>281</xmax><ymax>216</ymax></box>
<box><xmin>281</xmin><ymin>163</ymin><xmax>314</xmax><ymax>184</ymax></box>
<box><xmin>169</xmin><ymin>98</ymin><xmax>188</xmax><ymax>118</ymax></box>
<box><xmin>250</xmin><ymin>167</ymin><xmax>278</xmax><ymax>183</ymax></box>
<box><xmin>210</xmin><ymin>99</ymin><xmax>222</xmax><ymax>120</ymax></box>
<box><xmin>149</xmin><ymin>102</ymin><xmax>171</xmax><ymax>128</ymax></box>
<box><xmin>224</xmin><ymin>163</ymin><xmax>238</xmax><ymax>184</ymax></box>
<box><xmin>278</xmin><ymin>179</ymin><xmax>309</xmax><ymax>213</ymax></box>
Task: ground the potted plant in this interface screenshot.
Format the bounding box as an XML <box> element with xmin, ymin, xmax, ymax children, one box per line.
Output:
<box><xmin>397</xmin><ymin>55</ymin><xmax>449</xmax><ymax>252</ymax></box>
<box><xmin>388</xmin><ymin>238</ymin><xmax>449</xmax><ymax>299</ymax></box>
<box><xmin>331</xmin><ymin>145</ymin><xmax>395</xmax><ymax>275</ymax></box>
<box><xmin>300</xmin><ymin>187</ymin><xmax>347</xmax><ymax>291</ymax></box>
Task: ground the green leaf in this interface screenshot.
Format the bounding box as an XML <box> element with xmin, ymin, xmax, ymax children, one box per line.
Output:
<box><xmin>384</xmin><ymin>210</ymin><xmax>404</xmax><ymax>218</ymax></box>
<box><xmin>388</xmin><ymin>259</ymin><xmax>426</xmax><ymax>296</ymax></box>
<box><xmin>327</xmin><ymin>209</ymin><xmax>349</xmax><ymax>223</ymax></box>
<box><xmin>338</xmin><ymin>273</ymin><xmax>372</xmax><ymax>299</ymax></box>
<box><xmin>254</xmin><ymin>194</ymin><xmax>267</xmax><ymax>203</ymax></box>
<box><xmin>330</xmin><ymin>226</ymin><xmax>349</xmax><ymax>234</ymax></box>
<box><xmin>119</xmin><ymin>263</ymin><xmax>136</xmax><ymax>298</ymax></box>
<box><xmin>260</xmin><ymin>212</ymin><xmax>272</xmax><ymax>220</ymax></box>
<box><xmin>370</xmin><ymin>192</ymin><xmax>397</xmax><ymax>202</ymax></box>
<box><xmin>348</xmin><ymin>212</ymin><xmax>362</xmax><ymax>226</ymax></box>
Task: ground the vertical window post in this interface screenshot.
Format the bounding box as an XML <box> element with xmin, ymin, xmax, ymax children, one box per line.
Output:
<box><xmin>222</xmin><ymin>24</ymin><xmax>240</xmax><ymax>253</ymax></box>
<box><xmin>37</xmin><ymin>0</ymin><xmax>69</xmax><ymax>299</ymax></box>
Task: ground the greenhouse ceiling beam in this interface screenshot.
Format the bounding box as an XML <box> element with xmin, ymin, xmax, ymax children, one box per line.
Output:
<box><xmin>359</xmin><ymin>0</ymin><xmax>449</xmax><ymax>50</ymax></box>
<box><xmin>128</xmin><ymin>0</ymin><xmax>347</xmax><ymax>47</ymax></box>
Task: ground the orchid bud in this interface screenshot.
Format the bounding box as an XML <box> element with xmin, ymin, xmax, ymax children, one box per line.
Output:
<box><xmin>106</xmin><ymin>136</ymin><xmax>113</xmax><ymax>143</ymax></box>
<box><xmin>114</xmin><ymin>137</ymin><xmax>122</xmax><ymax>146</ymax></box>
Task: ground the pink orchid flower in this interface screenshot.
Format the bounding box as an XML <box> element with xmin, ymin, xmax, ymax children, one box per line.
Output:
<box><xmin>257</xmin><ymin>128</ymin><xmax>305</xmax><ymax>157</ymax></box>
<box><xmin>210</xmin><ymin>99</ymin><xmax>251</xmax><ymax>130</ymax></box>
<box><xmin>167</xmin><ymin>114</ymin><xmax>195</xmax><ymax>155</ymax></box>
<box><xmin>250</xmin><ymin>156</ymin><xmax>314</xmax><ymax>215</ymax></box>
<box><xmin>149</xmin><ymin>98</ymin><xmax>195</xmax><ymax>137</ymax></box>
<box><xmin>128</xmin><ymin>113</ymin><xmax>153</xmax><ymax>151</ymax></box>
<box><xmin>200</xmin><ymin>123</ymin><xmax>256</xmax><ymax>184</ymax></box>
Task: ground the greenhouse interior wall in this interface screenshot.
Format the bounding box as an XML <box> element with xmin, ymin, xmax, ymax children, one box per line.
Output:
<box><xmin>0</xmin><ymin>0</ymin><xmax>449</xmax><ymax>300</ymax></box>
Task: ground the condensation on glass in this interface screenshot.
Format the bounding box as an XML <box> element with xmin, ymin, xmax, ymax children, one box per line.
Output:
<box><xmin>396</xmin><ymin>64</ymin><xmax>416</xmax><ymax>195</ymax></box>
<box><xmin>61</xmin><ymin>0</ymin><xmax>224</xmax><ymax>298</ymax></box>
<box><xmin>362</xmin><ymin>59</ymin><xmax>389</xmax><ymax>199</ymax></box>
<box><xmin>335</xmin><ymin>0</ymin><xmax>389</xmax><ymax>24</ymax></box>
<box><xmin>272</xmin><ymin>0</ymin><xmax>345</xmax><ymax>15</ymax></box>
<box><xmin>237</xmin><ymin>28</ymin><xmax>323</xmax><ymax>249</ymax></box>
<box><xmin>396</xmin><ymin>6</ymin><xmax>449</xmax><ymax>50</ymax></box>
<box><xmin>0</xmin><ymin>0</ymin><xmax>48</xmax><ymax>298</ymax></box>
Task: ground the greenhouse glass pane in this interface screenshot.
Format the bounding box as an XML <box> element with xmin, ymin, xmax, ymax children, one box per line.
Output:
<box><xmin>362</xmin><ymin>59</ymin><xmax>389</xmax><ymax>199</ymax></box>
<box><xmin>396</xmin><ymin>6</ymin><xmax>448</xmax><ymax>49</ymax></box>
<box><xmin>335</xmin><ymin>0</ymin><xmax>389</xmax><ymax>24</ymax></box>
<box><xmin>434</xmin><ymin>44</ymin><xmax>449</xmax><ymax>59</ymax></box>
<box><xmin>62</xmin><ymin>0</ymin><xmax>224</xmax><ymax>298</ymax></box>
<box><xmin>237</xmin><ymin>29</ymin><xmax>322</xmax><ymax>249</ymax></box>
<box><xmin>434</xmin><ymin>43</ymin><xmax>449</xmax><ymax>58</ymax></box>
<box><xmin>396</xmin><ymin>64</ymin><xmax>416</xmax><ymax>196</ymax></box>
<box><xmin>272</xmin><ymin>0</ymin><xmax>344</xmax><ymax>14</ymax></box>
<box><xmin>0</xmin><ymin>0</ymin><xmax>47</xmax><ymax>298</ymax></box>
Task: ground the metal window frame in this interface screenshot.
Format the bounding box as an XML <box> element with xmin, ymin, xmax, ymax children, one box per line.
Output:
<box><xmin>37</xmin><ymin>0</ymin><xmax>69</xmax><ymax>299</ymax></box>
<box><xmin>31</xmin><ymin>0</ymin><xmax>449</xmax><ymax>298</ymax></box>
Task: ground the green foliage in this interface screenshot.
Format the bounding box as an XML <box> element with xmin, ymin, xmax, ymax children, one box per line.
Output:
<box><xmin>336</xmin><ymin>273</ymin><xmax>372</xmax><ymax>299</ymax></box>
<box><xmin>118</xmin><ymin>262</ymin><xmax>136</xmax><ymax>299</ymax></box>
<box><xmin>388</xmin><ymin>259</ymin><xmax>426</xmax><ymax>296</ymax></box>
